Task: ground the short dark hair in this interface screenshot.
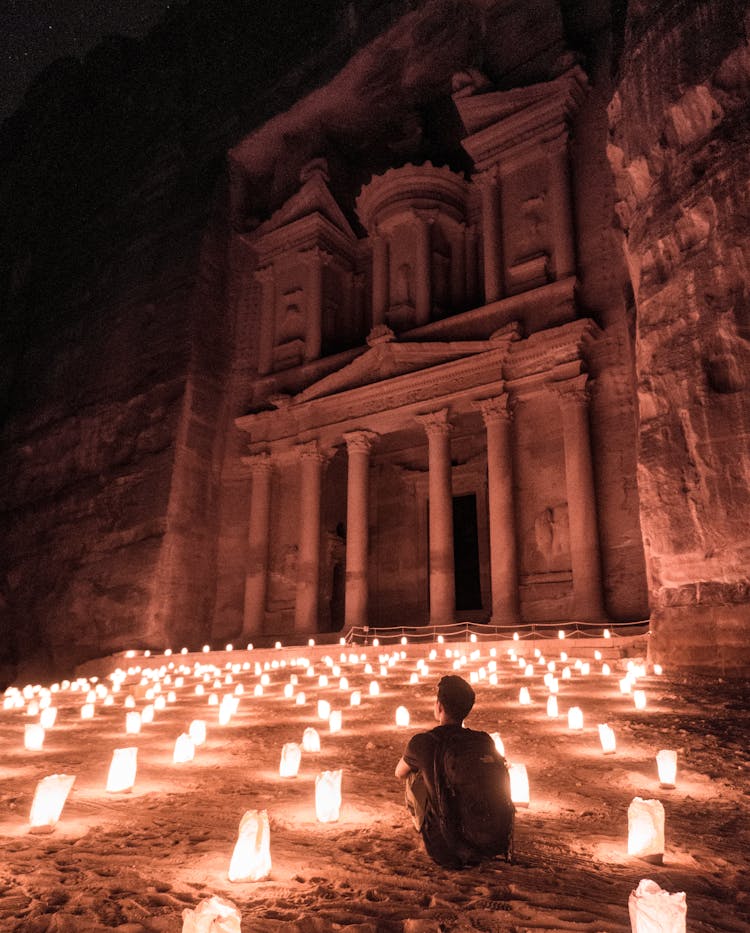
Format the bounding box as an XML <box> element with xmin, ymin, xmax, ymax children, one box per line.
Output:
<box><xmin>437</xmin><ymin>675</ymin><xmax>475</xmax><ymax>721</ymax></box>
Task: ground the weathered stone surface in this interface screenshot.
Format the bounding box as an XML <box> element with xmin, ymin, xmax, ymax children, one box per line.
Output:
<box><xmin>608</xmin><ymin>0</ymin><xmax>750</xmax><ymax>669</ymax></box>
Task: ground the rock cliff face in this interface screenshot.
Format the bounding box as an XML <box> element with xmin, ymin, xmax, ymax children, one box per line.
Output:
<box><xmin>608</xmin><ymin>0</ymin><xmax>750</xmax><ymax>669</ymax></box>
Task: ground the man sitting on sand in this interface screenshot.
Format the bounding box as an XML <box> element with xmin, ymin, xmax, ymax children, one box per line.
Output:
<box><xmin>395</xmin><ymin>674</ymin><xmax>513</xmax><ymax>868</ymax></box>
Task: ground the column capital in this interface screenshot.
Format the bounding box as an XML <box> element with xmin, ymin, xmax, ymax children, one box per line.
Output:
<box><xmin>416</xmin><ymin>408</ymin><xmax>451</xmax><ymax>437</ymax></box>
<box><xmin>552</xmin><ymin>373</ymin><xmax>591</xmax><ymax>407</ymax></box>
<box><xmin>473</xmin><ymin>165</ymin><xmax>500</xmax><ymax>188</ymax></box>
<box><xmin>254</xmin><ymin>264</ymin><xmax>274</xmax><ymax>284</ymax></box>
<box><xmin>476</xmin><ymin>394</ymin><xmax>512</xmax><ymax>425</ymax></box>
<box><xmin>300</xmin><ymin>245</ymin><xmax>332</xmax><ymax>266</ymax></box>
<box><xmin>343</xmin><ymin>430</ymin><xmax>379</xmax><ymax>455</ymax></box>
<box><xmin>296</xmin><ymin>440</ymin><xmax>333</xmax><ymax>464</ymax></box>
<box><xmin>412</xmin><ymin>207</ymin><xmax>438</xmax><ymax>225</ymax></box>
<box><xmin>241</xmin><ymin>451</ymin><xmax>274</xmax><ymax>475</ymax></box>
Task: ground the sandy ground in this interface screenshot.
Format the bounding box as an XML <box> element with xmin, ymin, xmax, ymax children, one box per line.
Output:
<box><xmin>0</xmin><ymin>637</ymin><xmax>748</xmax><ymax>933</ymax></box>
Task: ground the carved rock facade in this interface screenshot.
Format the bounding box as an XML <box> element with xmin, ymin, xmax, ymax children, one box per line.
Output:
<box><xmin>2</xmin><ymin>0</ymin><xmax>748</xmax><ymax>677</ymax></box>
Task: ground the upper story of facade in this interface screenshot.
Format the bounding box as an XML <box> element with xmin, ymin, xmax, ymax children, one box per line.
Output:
<box><xmin>230</xmin><ymin>65</ymin><xmax>590</xmax><ymax>405</ymax></box>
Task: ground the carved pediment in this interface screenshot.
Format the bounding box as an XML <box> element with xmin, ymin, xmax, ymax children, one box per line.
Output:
<box><xmin>294</xmin><ymin>337</ymin><xmax>495</xmax><ymax>403</ymax></box>
<box><xmin>251</xmin><ymin>164</ymin><xmax>356</xmax><ymax>245</ymax></box>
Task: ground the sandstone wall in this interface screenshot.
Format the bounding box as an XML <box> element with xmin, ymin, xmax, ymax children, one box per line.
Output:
<box><xmin>0</xmin><ymin>0</ymin><xmax>422</xmax><ymax>681</ymax></box>
<box><xmin>608</xmin><ymin>0</ymin><xmax>750</xmax><ymax>669</ymax></box>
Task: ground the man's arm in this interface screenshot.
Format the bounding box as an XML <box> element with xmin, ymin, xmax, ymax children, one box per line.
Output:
<box><xmin>394</xmin><ymin>756</ymin><xmax>413</xmax><ymax>779</ymax></box>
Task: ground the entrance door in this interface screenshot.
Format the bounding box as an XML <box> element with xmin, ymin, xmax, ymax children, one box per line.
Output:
<box><xmin>453</xmin><ymin>494</ymin><xmax>482</xmax><ymax>611</ymax></box>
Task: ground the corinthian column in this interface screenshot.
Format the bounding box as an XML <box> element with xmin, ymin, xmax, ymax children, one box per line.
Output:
<box><xmin>294</xmin><ymin>441</ymin><xmax>328</xmax><ymax>634</ymax></box>
<box><xmin>554</xmin><ymin>375</ymin><xmax>605</xmax><ymax>620</ymax></box>
<box><xmin>241</xmin><ymin>453</ymin><xmax>273</xmax><ymax>636</ymax></box>
<box><xmin>479</xmin><ymin>396</ymin><xmax>520</xmax><ymax>623</ymax></box>
<box><xmin>343</xmin><ymin>430</ymin><xmax>378</xmax><ymax>629</ymax></box>
<box><xmin>476</xmin><ymin>168</ymin><xmax>504</xmax><ymax>303</ymax></box>
<box><xmin>416</xmin><ymin>409</ymin><xmax>455</xmax><ymax>626</ymax></box>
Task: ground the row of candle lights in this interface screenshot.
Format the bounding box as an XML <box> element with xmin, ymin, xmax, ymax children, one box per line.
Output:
<box><xmin>6</xmin><ymin>636</ymin><xmax>684</xmax><ymax>927</ymax></box>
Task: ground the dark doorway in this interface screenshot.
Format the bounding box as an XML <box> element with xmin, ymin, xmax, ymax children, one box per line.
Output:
<box><xmin>453</xmin><ymin>494</ymin><xmax>482</xmax><ymax>611</ymax></box>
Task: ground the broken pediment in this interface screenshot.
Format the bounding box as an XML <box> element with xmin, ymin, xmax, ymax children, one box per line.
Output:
<box><xmin>294</xmin><ymin>335</ymin><xmax>497</xmax><ymax>403</ymax></box>
<box><xmin>250</xmin><ymin>159</ymin><xmax>357</xmax><ymax>255</ymax></box>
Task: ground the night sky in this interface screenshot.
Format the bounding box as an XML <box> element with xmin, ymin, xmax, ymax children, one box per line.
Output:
<box><xmin>0</xmin><ymin>0</ymin><xmax>176</xmax><ymax>122</ymax></box>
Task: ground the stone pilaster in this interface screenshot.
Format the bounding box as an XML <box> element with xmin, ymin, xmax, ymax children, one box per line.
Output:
<box><xmin>343</xmin><ymin>430</ymin><xmax>379</xmax><ymax>629</ymax></box>
<box><xmin>479</xmin><ymin>395</ymin><xmax>520</xmax><ymax>623</ymax></box>
<box><xmin>546</xmin><ymin>135</ymin><xmax>576</xmax><ymax>280</ymax></box>
<box><xmin>554</xmin><ymin>375</ymin><xmax>605</xmax><ymax>620</ymax></box>
<box><xmin>301</xmin><ymin>246</ymin><xmax>330</xmax><ymax>362</ymax></box>
<box><xmin>241</xmin><ymin>453</ymin><xmax>273</xmax><ymax>636</ymax></box>
<box><xmin>476</xmin><ymin>168</ymin><xmax>504</xmax><ymax>303</ymax></box>
<box><xmin>416</xmin><ymin>409</ymin><xmax>455</xmax><ymax>626</ymax></box>
<box><xmin>371</xmin><ymin>232</ymin><xmax>389</xmax><ymax>327</ymax></box>
<box><xmin>255</xmin><ymin>265</ymin><xmax>275</xmax><ymax>375</ymax></box>
<box><xmin>413</xmin><ymin>210</ymin><xmax>434</xmax><ymax>326</ymax></box>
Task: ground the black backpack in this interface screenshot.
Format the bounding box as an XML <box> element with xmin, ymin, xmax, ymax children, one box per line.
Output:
<box><xmin>434</xmin><ymin>728</ymin><xmax>515</xmax><ymax>864</ymax></box>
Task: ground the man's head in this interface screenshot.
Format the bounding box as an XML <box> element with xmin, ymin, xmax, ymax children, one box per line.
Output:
<box><xmin>436</xmin><ymin>674</ymin><xmax>475</xmax><ymax>723</ymax></box>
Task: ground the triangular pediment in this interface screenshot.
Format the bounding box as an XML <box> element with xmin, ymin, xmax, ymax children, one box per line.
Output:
<box><xmin>252</xmin><ymin>171</ymin><xmax>356</xmax><ymax>242</ymax></box>
<box><xmin>294</xmin><ymin>338</ymin><xmax>495</xmax><ymax>403</ymax></box>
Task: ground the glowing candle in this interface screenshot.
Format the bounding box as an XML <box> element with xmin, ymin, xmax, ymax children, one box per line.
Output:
<box><xmin>546</xmin><ymin>695</ymin><xmax>558</xmax><ymax>718</ymax></box>
<box><xmin>567</xmin><ymin>707</ymin><xmax>584</xmax><ymax>730</ymax></box>
<box><xmin>40</xmin><ymin>707</ymin><xmax>57</xmax><ymax>729</ymax></box>
<box><xmin>253</xmin><ymin>684</ymin><xmax>263</xmax><ymax>697</ymax></box>
<box><xmin>125</xmin><ymin>711</ymin><xmax>142</xmax><ymax>734</ymax></box>
<box><xmin>338</xmin><ymin>677</ymin><xmax>349</xmax><ymax>691</ymax></box>
<box><xmin>315</xmin><ymin>770</ymin><xmax>342</xmax><ymax>823</ymax></box>
<box><xmin>283</xmin><ymin>683</ymin><xmax>294</xmax><ymax>699</ymax></box>
<box><xmin>598</xmin><ymin>723</ymin><xmax>616</xmax><ymax>754</ymax></box>
<box><xmin>141</xmin><ymin>704</ymin><xmax>155</xmax><ymax>724</ymax></box>
<box><xmin>656</xmin><ymin>750</ymin><xmax>677</xmax><ymax>788</ymax></box>
<box><xmin>395</xmin><ymin>706</ymin><xmax>410</xmax><ymax>727</ymax></box>
<box><xmin>173</xmin><ymin>733</ymin><xmax>195</xmax><ymax>763</ymax></box>
<box><xmin>302</xmin><ymin>727</ymin><xmax>320</xmax><ymax>753</ymax></box>
<box><xmin>228</xmin><ymin>809</ymin><xmax>271</xmax><ymax>882</ymax></box>
<box><xmin>518</xmin><ymin>687</ymin><xmax>531</xmax><ymax>705</ymax></box>
<box><xmin>369</xmin><ymin>681</ymin><xmax>380</xmax><ymax>696</ymax></box>
<box><xmin>328</xmin><ymin>710</ymin><xmax>342</xmax><ymax>733</ymax></box>
<box><xmin>350</xmin><ymin>690</ymin><xmax>361</xmax><ymax>707</ymax></box>
<box><xmin>490</xmin><ymin>732</ymin><xmax>504</xmax><ymax>756</ymax></box>
<box><xmin>24</xmin><ymin>723</ymin><xmax>45</xmax><ymax>750</ymax></box>
<box><xmin>106</xmin><ymin>747</ymin><xmax>137</xmax><ymax>793</ymax></box>
<box><xmin>279</xmin><ymin>742</ymin><xmax>302</xmax><ymax>777</ymax></box>
<box><xmin>154</xmin><ymin>695</ymin><xmax>166</xmax><ymax>710</ymax></box>
<box><xmin>633</xmin><ymin>690</ymin><xmax>647</xmax><ymax>710</ymax></box>
<box><xmin>29</xmin><ymin>774</ymin><xmax>75</xmax><ymax>833</ymax></box>
<box><xmin>561</xmin><ymin>667</ymin><xmax>571</xmax><ymax>680</ymax></box>
<box><xmin>317</xmin><ymin>699</ymin><xmax>331</xmax><ymax>720</ymax></box>
<box><xmin>627</xmin><ymin>797</ymin><xmax>665</xmax><ymax>863</ymax></box>
<box><xmin>601</xmin><ymin>663</ymin><xmax>611</xmax><ymax>676</ymax></box>
<box><xmin>295</xmin><ymin>692</ymin><xmax>306</xmax><ymax>706</ymax></box>
<box><xmin>189</xmin><ymin>719</ymin><xmax>207</xmax><ymax>746</ymax></box>
<box><xmin>318</xmin><ymin>675</ymin><xmax>329</xmax><ymax>688</ymax></box>
<box><xmin>508</xmin><ymin>762</ymin><xmax>529</xmax><ymax>807</ymax></box>
<box><xmin>124</xmin><ymin>695</ymin><xmax>136</xmax><ymax>709</ymax></box>
<box><xmin>628</xmin><ymin>879</ymin><xmax>686</xmax><ymax>932</ymax></box>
